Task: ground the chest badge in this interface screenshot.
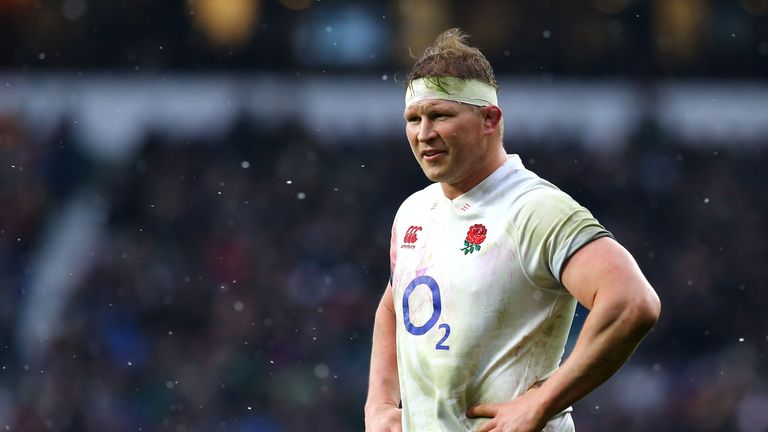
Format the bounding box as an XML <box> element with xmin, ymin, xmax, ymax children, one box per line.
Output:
<box><xmin>401</xmin><ymin>225</ymin><xmax>422</xmax><ymax>249</ymax></box>
<box><xmin>461</xmin><ymin>223</ymin><xmax>487</xmax><ymax>255</ymax></box>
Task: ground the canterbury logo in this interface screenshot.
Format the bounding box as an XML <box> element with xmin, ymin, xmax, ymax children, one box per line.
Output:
<box><xmin>403</xmin><ymin>226</ymin><xmax>422</xmax><ymax>244</ymax></box>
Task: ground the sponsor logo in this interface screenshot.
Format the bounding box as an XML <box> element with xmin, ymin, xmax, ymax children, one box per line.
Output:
<box><xmin>401</xmin><ymin>225</ymin><xmax>422</xmax><ymax>249</ymax></box>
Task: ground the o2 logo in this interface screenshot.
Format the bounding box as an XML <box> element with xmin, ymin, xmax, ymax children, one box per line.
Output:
<box><xmin>402</xmin><ymin>275</ymin><xmax>450</xmax><ymax>350</ymax></box>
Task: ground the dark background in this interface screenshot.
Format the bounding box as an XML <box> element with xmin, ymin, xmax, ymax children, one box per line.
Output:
<box><xmin>1</xmin><ymin>0</ymin><xmax>767</xmax><ymax>431</ymax></box>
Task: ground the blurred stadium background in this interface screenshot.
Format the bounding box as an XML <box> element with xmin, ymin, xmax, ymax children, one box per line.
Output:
<box><xmin>1</xmin><ymin>0</ymin><xmax>767</xmax><ymax>430</ymax></box>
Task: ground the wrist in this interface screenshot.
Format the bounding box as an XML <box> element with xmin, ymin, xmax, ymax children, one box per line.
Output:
<box><xmin>364</xmin><ymin>400</ymin><xmax>398</xmax><ymax>418</ymax></box>
<box><xmin>529</xmin><ymin>383</ymin><xmax>563</xmax><ymax>421</ymax></box>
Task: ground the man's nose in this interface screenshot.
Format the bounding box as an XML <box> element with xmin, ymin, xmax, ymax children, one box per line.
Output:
<box><xmin>417</xmin><ymin>119</ymin><xmax>436</xmax><ymax>142</ymax></box>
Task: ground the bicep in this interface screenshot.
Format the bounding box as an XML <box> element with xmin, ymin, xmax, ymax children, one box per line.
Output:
<box><xmin>561</xmin><ymin>237</ymin><xmax>656</xmax><ymax>310</ymax></box>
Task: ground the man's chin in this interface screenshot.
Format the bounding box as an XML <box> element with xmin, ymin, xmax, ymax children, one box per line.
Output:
<box><xmin>421</xmin><ymin>169</ymin><xmax>446</xmax><ymax>183</ymax></box>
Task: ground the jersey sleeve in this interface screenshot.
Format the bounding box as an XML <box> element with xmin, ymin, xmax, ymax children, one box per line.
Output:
<box><xmin>512</xmin><ymin>188</ymin><xmax>612</xmax><ymax>291</ymax></box>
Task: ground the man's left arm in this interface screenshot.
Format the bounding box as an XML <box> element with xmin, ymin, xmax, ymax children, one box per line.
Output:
<box><xmin>468</xmin><ymin>236</ymin><xmax>661</xmax><ymax>432</ymax></box>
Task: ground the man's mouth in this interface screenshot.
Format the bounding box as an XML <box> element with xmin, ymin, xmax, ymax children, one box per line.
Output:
<box><xmin>422</xmin><ymin>150</ymin><xmax>446</xmax><ymax>161</ymax></box>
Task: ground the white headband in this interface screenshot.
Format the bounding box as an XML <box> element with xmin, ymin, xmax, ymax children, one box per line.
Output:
<box><xmin>405</xmin><ymin>76</ymin><xmax>498</xmax><ymax>107</ymax></box>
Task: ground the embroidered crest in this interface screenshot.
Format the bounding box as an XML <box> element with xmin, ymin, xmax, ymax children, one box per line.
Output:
<box><xmin>461</xmin><ymin>224</ymin><xmax>487</xmax><ymax>255</ymax></box>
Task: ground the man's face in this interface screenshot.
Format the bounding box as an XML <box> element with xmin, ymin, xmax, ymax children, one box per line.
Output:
<box><xmin>404</xmin><ymin>99</ymin><xmax>490</xmax><ymax>193</ymax></box>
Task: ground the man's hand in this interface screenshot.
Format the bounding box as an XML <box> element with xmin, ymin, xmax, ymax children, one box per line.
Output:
<box><xmin>466</xmin><ymin>389</ymin><xmax>549</xmax><ymax>432</ymax></box>
<box><xmin>365</xmin><ymin>403</ymin><xmax>402</xmax><ymax>432</ymax></box>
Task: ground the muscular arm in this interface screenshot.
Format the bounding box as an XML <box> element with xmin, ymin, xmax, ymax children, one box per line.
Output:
<box><xmin>364</xmin><ymin>283</ymin><xmax>402</xmax><ymax>431</ymax></box>
<box><xmin>533</xmin><ymin>236</ymin><xmax>661</xmax><ymax>419</ymax></box>
<box><xmin>469</xmin><ymin>237</ymin><xmax>661</xmax><ymax>431</ymax></box>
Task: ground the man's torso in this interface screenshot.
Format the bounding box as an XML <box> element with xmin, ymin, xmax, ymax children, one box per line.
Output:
<box><xmin>390</xmin><ymin>155</ymin><xmax>608</xmax><ymax>431</ymax></box>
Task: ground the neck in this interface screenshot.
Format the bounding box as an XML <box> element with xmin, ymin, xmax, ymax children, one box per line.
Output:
<box><xmin>441</xmin><ymin>146</ymin><xmax>507</xmax><ymax>200</ymax></box>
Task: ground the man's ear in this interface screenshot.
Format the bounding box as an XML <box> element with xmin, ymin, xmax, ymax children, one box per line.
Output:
<box><xmin>482</xmin><ymin>105</ymin><xmax>502</xmax><ymax>134</ymax></box>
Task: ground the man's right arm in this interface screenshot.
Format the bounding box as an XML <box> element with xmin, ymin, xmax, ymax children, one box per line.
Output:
<box><xmin>364</xmin><ymin>283</ymin><xmax>402</xmax><ymax>432</ymax></box>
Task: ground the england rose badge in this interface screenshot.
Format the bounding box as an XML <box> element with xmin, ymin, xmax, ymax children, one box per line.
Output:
<box><xmin>461</xmin><ymin>224</ymin><xmax>487</xmax><ymax>255</ymax></box>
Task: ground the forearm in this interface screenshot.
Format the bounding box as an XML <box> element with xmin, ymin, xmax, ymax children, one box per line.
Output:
<box><xmin>536</xmin><ymin>292</ymin><xmax>659</xmax><ymax>419</ymax></box>
<box><xmin>365</xmin><ymin>286</ymin><xmax>400</xmax><ymax>416</ymax></box>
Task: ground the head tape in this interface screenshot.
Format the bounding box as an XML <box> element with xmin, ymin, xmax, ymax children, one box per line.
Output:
<box><xmin>405</xmin><ymin>76</ymin><xmax>498</xmax><ymax>107</ymax></box>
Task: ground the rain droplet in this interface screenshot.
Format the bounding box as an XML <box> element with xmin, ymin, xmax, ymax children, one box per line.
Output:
<box><xmin>297</xmin><ymin>192</ymin><xmax>306</xmax><ymax>199</ymax></box>
<box><xmin>233</xmin><ymin>301</ymin><xmax>244</xmax><ymax>312</ymax></box>
<box><xmin>314</xmin><ymin>363</ymin><xmax>330</xmax><ymax>378</ymax></box>
<box><xmin>382</xmin><ymin>74</ymin><xmax>388</xmax><ymax>80</ymax></box>
<box><xmin>286</xmin><ymin>180</ymin><xmax>293</xmax><ymax>184</ymax></box>
<box><xmin>62</xmin><ymin>0</ymin><xmax>87</xmax><ymax>21</ymax></box>
<box><xmin>241</xmin><ymin>161</ymin><xmax>250</xmax><ymax>169</ymax></box>
<box><xmin>703</xmin><ymin>197</ymin><xmax>710</xmax><ymax>203</ymax></box>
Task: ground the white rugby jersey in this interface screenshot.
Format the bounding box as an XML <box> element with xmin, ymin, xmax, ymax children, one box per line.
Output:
<box><xmin>389</xmin><ymin>155</ymin><xmax>612</xmax><ymax>431</ymax></box>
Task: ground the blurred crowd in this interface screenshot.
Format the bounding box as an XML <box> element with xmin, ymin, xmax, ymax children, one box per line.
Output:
<box><xmin>1</xmin><ymin>0</ymin><xmax>767</xmax><ymax>77</ymax></box>
<box><xmin>1</xmin><ymin>109</ymin><xmax>767</xmax><ymax>431</ymax></box>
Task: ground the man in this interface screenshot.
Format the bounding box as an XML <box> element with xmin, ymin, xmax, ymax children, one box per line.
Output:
<box><xmin>364</xmin><ymin>28</ymin><xmax>661</xmax><ymax>432</ymax></box>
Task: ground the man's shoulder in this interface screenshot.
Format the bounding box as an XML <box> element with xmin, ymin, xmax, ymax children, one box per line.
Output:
<box><xmin>511</xmin><ymin>183</ymin><xmax>580</xmax><ymax>221</ymax></box>
<box><xmin>484</xmin><ymin>167</ymin><xmax>586</xmax><ymax>230</ymax></box>
<box><xmin>484</xmin><ymin>165</ymin><xmax>563</xmax><ymax>210</ymax></box>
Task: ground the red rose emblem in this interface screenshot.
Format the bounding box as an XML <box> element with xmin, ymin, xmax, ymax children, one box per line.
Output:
<box><xmin>465</xmin><ymin>224</ymin><xmax>487</xmax><ymax>245</ymax></box>
<box><xmin>461</xmin><ymin>223</ymin><xmax>487</xmax><ymax>255</ymax></box>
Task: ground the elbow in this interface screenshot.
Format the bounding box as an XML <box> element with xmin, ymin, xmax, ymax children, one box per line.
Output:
<box><xmin>630</xmin><ymin>288</ymin><xmax>661</xmax><ymax>335</ymax></box>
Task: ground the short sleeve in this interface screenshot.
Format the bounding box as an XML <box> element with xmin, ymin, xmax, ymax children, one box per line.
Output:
<box><xmin>512</xmin><ymin>189</ymin><xmax>612</xmax><ymax>291</ymax></box>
